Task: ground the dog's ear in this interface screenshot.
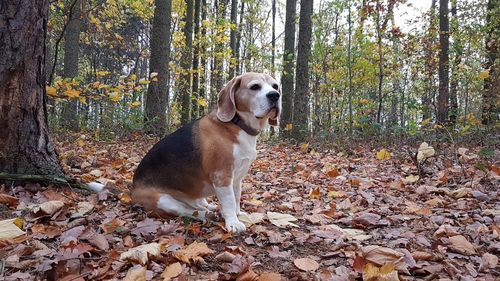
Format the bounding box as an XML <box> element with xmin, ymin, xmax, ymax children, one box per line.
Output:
<box><xmin>268</xmin><ymin>118</ymin><xmax>278</xmax><ymax>126</ymax></box>
<box><xmin>217</xmin><ymin>76</ymin><xmax>241</xmax><ymax>122</ymax></box>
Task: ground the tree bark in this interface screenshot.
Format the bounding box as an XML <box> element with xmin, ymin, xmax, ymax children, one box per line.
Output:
<box><xmin>199</xmin><ymin>0</ymin><xmax>208</xmax><ymax>116</ymax></box>
<box><xmin>61</xmin><ymin>0</ymin><xmax>81</xmax><ymax>130</ymax></box>
<box><xmin>449</xmin><ymin>0</ymin><xmax>461</xmax><ymax>124</ymax></box>
<box><xmin>235</xmin><ymin>0</ymin><xmax>245</xmax><ymax>75</ymax></box>
<box><xmin>482</xmin><ymin>0</ymin><xmax>499</xmax><ymax>125</ymax></box>
<box><xmin>437</xmin><ymin>0</ymin><xmax>450</xmax><ymax>124</ymax></box>
<box><xmin>191</xmin><ymin>0</ymin><xmax>201</xmax><ymax>119</ymax></box>
<box><xmin>271</xmin><ymin>0</ymin><xmax>276</xmax><ymax>75</ymax></box>
<box><xmin>0</xmin><ymin>0</ymin><xmax>64</xmax><ymax>176</ymax></box>
<box><xmin>180</xmin><ymin>0</ymin><xmax>194</xmax><ymax>125</ymax></box>
<box><xmin>280</xmin><ymin>0</ymin><xmax>297</xmax><ymax>136</ymax></box>
<box><xmin>423</xmin><ymin>0</ymin><xmax>437</xmax><ymax>121</ymax></box>
<box><xmin>145</xmin><ymin>0</ymin><xmax>172</xmax><ymax>136</ymax></box>
<box><xmin>293</xmin><ymin>0</ymin><xmax>313</xmax><ymax>140</ymax></box>
<box><xmin>229</xmin><ymin>0</ymin><xmax>238</xmax><ymax>78</ymax></box>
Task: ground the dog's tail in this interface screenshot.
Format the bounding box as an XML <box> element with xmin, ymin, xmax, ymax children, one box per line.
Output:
<box><xmin>87</xmin><ymin>182</ymin><xmax>106</xmax><ymax>192</ymax></box>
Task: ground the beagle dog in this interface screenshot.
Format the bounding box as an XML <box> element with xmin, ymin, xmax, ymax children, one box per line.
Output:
<box><xmin>130</xmin><ymin>72</ymin><xmax>280</xmax><ymax>233</ymax></box>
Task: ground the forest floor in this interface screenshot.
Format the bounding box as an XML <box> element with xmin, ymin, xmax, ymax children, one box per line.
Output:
<box><xmin>0</xmin><ymin>133</ymin><xmax>499</xmax><ymax>280</ymax></box>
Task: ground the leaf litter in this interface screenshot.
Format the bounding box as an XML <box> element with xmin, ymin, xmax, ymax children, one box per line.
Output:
<box><xmin>0</xmin><ymin>136</ymin><xmax>498</xmax><ymax>280</ymax></box>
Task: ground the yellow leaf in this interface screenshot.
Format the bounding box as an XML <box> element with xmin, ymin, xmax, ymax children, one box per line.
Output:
<box><xmin>478</xmin><ymin>70</ymin><xmax>489</xmax><ymax>79</ymax></box>
<box><xmin>104</xmin><ymin>22</ymin><xmax>112</xmax><ymax>29</ymax></box>
<box><xmin>404</xmin><ymin>175</ymin><xmax>420</xmax><ymax>183</ymax></box>
<box><xmin>309</xmin><ymin>187</ymin><xmax>321</xmax><ymax>199</ymax></box>
<box><xmin>376</xmin><ymin>149</ymin><xmax>392</xmax><ymax>161</ymax></box>
<box><xmin>285</xmin><ymin>123</ymin><xmax>293</xmax><ymax>131</ymax></box>
<box><xmin>46</xmin><ymin>86</ymin><xmax>57</xmax><ymax>96</ymax></box>
<box><xmin>129</xmin><ymin>101</ymin><xmax>142</xmax><ymax>107</ymax></box>
<box><xmin>150</xmin><ymin>72</ymin><xmax>158</xmax><ymax>78</ymax></box>
<box><xmin>301</xmin><ymin>143</ymin><xmax>309</xmax><ymax>153</ymax></box>
<box><xmin>197</xmin><ymin>98</ymin><xmax>207</xmax><ymax>107</ymax></box>
<box><xmin>108</xmin><ymin>92</ymin><xmax>122</xmax><ymax>102</ymax></box>
<box><xmin>79</xmin><ymin>97</ymin><xmax>87</xmax><ymax>105</ymax></box>
<box><xmin>96</xmin><ymin>70</ymin><xmax>110</xmax><ymax>76</ymax></box>
<box><xmin>139</xmin><ymin>78</ymin><xmax>150</xmax><ymax>85</ymax></box>
<box><xmin>327</xmin><ymin>190</ymin><xmax>343</xmax><ymax>198</ymax></box>
<box><xmin>65</xmin><ymin>89</ymin><xmax>81</xmax><ymax>98</ymax></box>
<box><xmin>129</xmin><ymin>74</ymin><xmax>137</xmax><ymax>81</ymax></box>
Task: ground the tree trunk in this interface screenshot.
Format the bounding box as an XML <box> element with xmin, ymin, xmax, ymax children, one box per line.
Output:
<box><xmin>423</xmin><ymin>0</ymin><xmax>437</xmax><ymax>121</ymax></box>
<box><xmin>482</xmin><ymin>0</ymin><xmax>499</xmax><ymax>125</ymax></box>
<box><xmin>199</xmin><ymin>0</ymin><xmax>208</xmax><ymax>116</ymax></box>
<box><xmin>293</xmin><ymin>0</ymin><xmax>313</xmax><ymax>140</ymax></box>
<box><xmin>229</xmin><ymin>0</ymin><xmax>238</xmax><ymax>78</ymax></box>
<box><xmin>0</xmin><ymin>0</ymin><xmax>64</xmax><ymax>176</ymax></box>
<box><xmin>437</xmin><ymin>0</ymin><xmax>449</xmax><ymax>124</ymax></box>
<box><xmin>61</xmin><ymin>0</ymin><xmax>81</xmax><ymax>131</ymax></box>
<box><xmin>211</xmin><ymin>0</ymin><xmax>228</xmax><ymax>105</ymax></box>
<box><xmin>280</xmin><ymin>0</ymin><xmax>297</xmax><ymax>136</ymax></box>
<box><xmin>191</xmin><ymin>0</ymin><xmax>201</xmax><ymax>119</ymax></box>
<box><xmin>271</xmin><ymin>0</ymin><xmax>276</xmax><ymax>75</ymax></box>
<box><xmin>180</xmin><ymin>0</ymin><xmax>194</xmax><ymax>125</ymax></box>
<box><xmin>145</xmin><ymin>0</ymin><xmax>172</xmax><ymax>135</ymax></box>
<box><xmin>235</xmin><ymin>0</ymin><xmax>245</xmax><ymax>75</ymax></box>
<box><xmin>375</xmin><ymin>0</ymin><xmax>384</xmax><ymax>125</ymax></box>
<box><xmin>347</xmin><ymin>0</ymin><xmax>353</xmax><ymax>135</ymax></box>
<box><xmin>449</xmin><ymin>0</ymin><xmax>461</xmax><ymax>124</ymax></box>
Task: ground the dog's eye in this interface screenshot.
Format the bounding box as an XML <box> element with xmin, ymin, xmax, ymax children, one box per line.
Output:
<box><xmin>272</xmin><ymin>84</ymin><xmax>279</xmax><ymax>90</ymax></box>
<box><xmin>250</xmin><ymin>84</ymin><xmax>261</xmax><ymax>91</ymax></box>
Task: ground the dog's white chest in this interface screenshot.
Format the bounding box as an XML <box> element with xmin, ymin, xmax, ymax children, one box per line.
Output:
<box><xmin>233</xmin><ymin>131</ymin><xmax>257</xmax><ymax>180</ymax></box>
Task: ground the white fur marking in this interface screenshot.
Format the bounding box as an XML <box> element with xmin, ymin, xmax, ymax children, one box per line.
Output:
<box><xmin>157</xmin><ymin>194</ymin><xmax>208</xmax><ymax>221</ymax></box>
<box><xmin>214</xmin><ymin>185</ymin><xmax>246</xmax><ymax>232</ymax></box>
<box><xmin>87</xmin><ymin>182</ymin><xmax>105</xmax><ymax>192</ymax></box>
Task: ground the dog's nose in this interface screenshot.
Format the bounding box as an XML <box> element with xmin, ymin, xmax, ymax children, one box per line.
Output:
<box><xmin>266</xmin><ymin>91</ymin><xmax>280</xmax><ymax>102</ymax></box>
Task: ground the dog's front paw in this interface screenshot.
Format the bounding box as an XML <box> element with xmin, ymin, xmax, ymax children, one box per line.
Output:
<box><xmin>206</xmin><ymin>202</ymin><xmax>218</xmax><ymax>211</ymax></box>
<box><xmin>225</xmin><ymin>218</ymin><xmax>246</xmax><ymax>233</ymax></box>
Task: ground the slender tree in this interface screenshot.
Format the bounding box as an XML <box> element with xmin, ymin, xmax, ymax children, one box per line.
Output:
<box><xmin>61</xmin><ymin>0</ymin><xmax>81</xmax><ymax>130</ymax></box>
<box><xmin>293</xmin><ymin>0</ymin><xmax>314</xmax><ymax>140</ymax></box>
<box><xmin>482</xmin><ymin>0</ymin><xmax>499</xmax><ymax>125</ymax></box>
<box><xmin>280</xmin><ymin>0</ymin><xmax>297</xmax><ymax>135</ymax></box>
<box><xmin>229</xmin><ymin>0</ymin><xmax>238</xmax><ymax>77</ymax></box>
<box><xmin>449</xmin><ymin>0</ymin><xmax>461</xmax><ymax>124</ymax></box>
<box><xmin>191</xmin><ymin>0</ymin><xmax>202</xmax><ymax>119</ymax></box>
<box><xmin>145</xmin><ymin>0</ymin><xmax>172</xmax><ymax>135</ymax></box>
<box><xmin>180</xmin><ymin>0</ymin><xmax>194</xmax><ymax>125</ymax></box>
<box><xmin>437</xmin><ymin>0</ymin><xmax>450</xmax><ymax>124</ymax></box>
<box><xmin>0</xmin><ymin>0</ymin><xmax>63</xmax><ymax>176</ymax></box>
<box><xmin>271</xmin><ymin>0</ymin><xmax>276</xmax><ymax>75</ymax></box>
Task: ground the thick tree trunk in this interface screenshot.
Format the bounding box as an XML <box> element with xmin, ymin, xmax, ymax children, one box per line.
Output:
<box><xmin>0</xmin><ymin>0</ymin><xmax>64</xmax><ymax>176</ymax></box>
<box><xmin>482</xmin><ymin>0</ymin><xmax>499</xmax><ymax>125</ymax></box>
<box><xmin>180</xmin><ymin>0</ymin><xmax>194</xmax><ymax>125</ymax></box>
<box><xmin>280</xmin><ymin>0</ymin><xmax>297</xmax><ymax>136</ymax></box>
<box><xmin>198</xmin><ymin>0</ymin><xmax>208</xmax><ymax>116</ymax></box>
<box><xmin>229</xmin><ymin>0</ymin><xmax>238</xmax><ymax>77</ymax></box>
<box><xmin>293</xmin><ymin>0</ymin><xmax>313</xmax><ymax>140</ymax></box>
<box><xmin>423</xmin><ymin>0</ymin><xmax>437</xmax><ymax>121</ymax></box>
<box><xmin>145</xmin><ymin>0</ymin><xmax>172</xmax><ymax>136</ymax></box>
<box><xmin>235</xmin><ymin>0</ymin><xmax>245</xmax><ymax>75</ymax></box>
<box><xmin>61</xmin><ymin>0</ymin><xmax>81</xmax><ymax>130</ymax></box>
<box><xmin>191</xmin><ymin>0</ymin><xmax>201</xmax><ymax>119</ymax></box>
<box><xmin>437</xmin><ymin>0</ymin><xmax>450</xmax><ymax>124</ymax></box>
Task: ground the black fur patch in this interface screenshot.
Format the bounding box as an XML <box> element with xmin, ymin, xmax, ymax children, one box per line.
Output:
<box><xmin>133</xmin><ymin>120</ymin><xmax>204</xmax><ymax>195</ymax></box>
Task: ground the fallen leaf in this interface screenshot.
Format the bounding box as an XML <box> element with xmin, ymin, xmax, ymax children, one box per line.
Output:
<box><xmin>376</xmin><ymin>149</ymin><xmax>392</xmax><ymax>160</ymax></box>
<box><xmin>479</xmin><ymin>253</ymin><xmax>498</xmax><ymax>272</ymax></box>
<box><xmin>403</xmin><ymin>175</ymin><xmax>419</xmax><ymax>183</ymax></box>
<box><xmin>448</xmin><ymin>235</ymin><xmax>476</xmax><ymax>255</ymax></box>
<box><xmin>0</xmin><ymin>193</ymin><xmax>19</xmax><ymax>207</ymax></box>
<box><xmin>32</xmin><ymin>200</ymin><xmax>64</xmax><ymax>215</ymax></box>
<box><xmin>0</xmin><ymin>218</ymin><xmax>26</xmax><ymax>240</ymax></box>
<box><xmin>417</xmin><ymin>142</ymin><xmax>435</xmax><ymax>162</ymax></box>
<box><xmin>123</xmin><ymin>265</ymin><xmax>146</xmax><ymax>281</ymax></box>
<box><xmin>101</xmin><ymin>218</ymin><xmax>125</xmax><ymax>234</ymax></box>
<box><xmin>120</xmin><ymin>242</ymin><xmax>162</xmax><ymax>265</ymax></box>
<box><xmin>161</xmin><ymin>262</ymin><xmax>182</xmax><ymax>280</ymax></box>
<box><xmin>238</xmin><ymin>212</ymin><xmax>265</xmax><ymax>226</ymax></box>
<box><xmin>293</xmin><ymin>257</ymin><xmax>319</xmax><ymax>272</ymax></box>
<box><xmin>258</xmin><ymin>272</ymin><xmax>282</xmax><ymax>281</ymax></box>
<box><xmin>131</xmin><ymin>218</ymin><xmax>160</xmax><ymax>237</ymax></box>
<box><xmin>360</xmin><ymin>245</ymin><xmax>407</xmax><ymax>272</ymax></box>
<box><xmin>173</xmin><ymin>241</ymin><xmax>214</xmax><ymax>264</ymax></box>
<box><xmin>309</xmin><ymin>187</ymin><xmax>321</xmax><ymax>199</ymax></box>
<box><xmin>326</xmin><ymin>168</ymin><xmax>340</xmax><ymax>177</ymax></box>
<box><xmin>267</xmin><ymin>212</ymin><xmax>299</xmax><ymax>228</ymax></box>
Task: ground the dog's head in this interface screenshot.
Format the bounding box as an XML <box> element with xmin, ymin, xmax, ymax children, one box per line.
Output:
<box><xmin>217</xmin><ymin>72</ymin><xmax>282</xmax><ymax>129</ymax></box>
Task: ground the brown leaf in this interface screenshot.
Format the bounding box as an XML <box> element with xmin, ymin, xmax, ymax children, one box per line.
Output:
<box><xmin>479</xmin><ymin>253</ymin><xmax>498</xmax><ymax>272</ymax></box>
<box><xmin>173</xmin><ymin>241</ymin><xmax>214</xmax><ymax>264</ymax></box>
<box><xmin>448</xmin><ymin>235</ymin><xmax>477</xmax><ymax>255</ymax></box>
<box><xmin>101</xmin><ymin>218</ymin><xmax>125</xmax><ymax>234</ymax></box>
<box><xmin>120</xmin><ymin>242</ymin><xmax>161</xmax><ymax>265</ymax></box>
<box><xmin>31</xmin><ymin>224</ymin><xmax>62</xmax><ymax>238</ymax></box>
<box><xmin>360</xmin><ymin>245</ymin><xmax>407</xmax><ymax>272</ymax></box>
<box><xmin>293</xmin><ymin>257</ymin><xmax>319</xmax><ymax>272</ymax></box>
<box><xmin>258</xmin><ymin>272</ymin><xmax>282</xmax><ymax>281</ymax></box>
<box><xmin>161</xmin><ymin>262</ymin><xmax>182</xmax><ymax>280</ymax></box>
<box><xmin>123</xmin><ymin>265</ymin><xmax>146</xmax><ymax>281</ymax></box>
<box><xmin>411</xmin><ymin>251</ymin><xmax>434</xmax><ymax>261</ymax></box>
<box><xmin>33</xmin><ymin>200</ymin><xmax>64</xmax><ymax>215</ymax></box>
<box><xmin>0</xmin><ymin>193</ymin><xmax>19</xmax><ymax>207</ymax></box>
<box><xmin>326</xmin><ymin>168</ymin><xmax>340</xmax><ymax>178</ymax></box>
